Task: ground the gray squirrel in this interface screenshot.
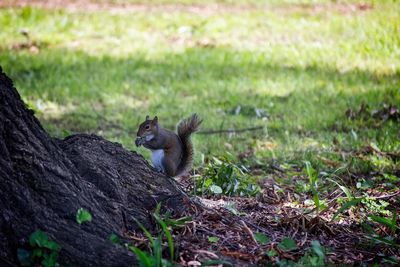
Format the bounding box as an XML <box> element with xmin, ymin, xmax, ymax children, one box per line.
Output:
<box><xmin>135</xmin><ymin>114</ymin><xmax>202</xmax><ymax>177</ymax></box>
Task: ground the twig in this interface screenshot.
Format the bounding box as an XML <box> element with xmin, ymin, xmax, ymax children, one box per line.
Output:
<box><xmin>372</xmin><ymin>191</ymin><xmax>400</xmax><ymax>199</ymax></box>
<box><xmin>193</xmin><ymin>249</ymin><xmax>219</xmax><ymax>259</ymax></box>
<box><xmin>240</xmin><ymin>220</ymin><xmax>258</xmax><ymax>245</ymax></box>
<box><xmin>239</xmin><ymin>217</ymin><xmax>271</xmax><ymax>234</ymax></box>
<box><xmin>198</xmin><ymin>126</ymin><xmax>264</xmax><ymax>135</ymax></box>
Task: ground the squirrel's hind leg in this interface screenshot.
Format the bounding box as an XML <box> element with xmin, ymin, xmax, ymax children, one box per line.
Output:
<box><xmin>162</xmin><ymin>157</ymin><xmax>177</xmax><ymax>177</ymax></box>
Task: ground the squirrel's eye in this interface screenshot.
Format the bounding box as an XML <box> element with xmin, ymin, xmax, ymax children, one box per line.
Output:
<box><xmin>145</xmin><ymin>125</ymin><xmax>150</xmax><ymax>130</ymax></box>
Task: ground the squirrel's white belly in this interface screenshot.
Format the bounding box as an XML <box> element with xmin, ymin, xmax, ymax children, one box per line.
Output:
<box><xmin>151</xmin><ymin>149</ymin><xmax>165</xmax><ymax>172</ymax></box>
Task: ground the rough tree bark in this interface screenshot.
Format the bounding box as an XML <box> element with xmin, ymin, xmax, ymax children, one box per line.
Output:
<box><xmin>0</xmin><ymin>67</ymin><xmax>190</xmax><ymax>266</ymax></box>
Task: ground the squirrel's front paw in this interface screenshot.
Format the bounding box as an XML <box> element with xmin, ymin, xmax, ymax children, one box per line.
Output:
<box><xmin>135</xmin><ymin>137</ymin><xmax>143</xmax><ymax>147</ymax></box>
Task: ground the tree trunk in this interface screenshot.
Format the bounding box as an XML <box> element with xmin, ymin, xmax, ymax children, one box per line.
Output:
<box><xmin>0</xmin><ymin>67</ymin><xmax>189</xmax><ymax>266</ymax></box>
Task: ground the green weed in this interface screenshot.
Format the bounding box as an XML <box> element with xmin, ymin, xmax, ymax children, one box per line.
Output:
<box><xmin>277</xmin><ymin>240</ymin><xmax>326</xmax><ymax>267</ymax></box>
<box><xmin>128</xmin><ymin>203</ymin><xmax>181</xmax><ymax>267</ymax></box>
<box><xmin>76</xmin><ymin>208</ymin><xmax>92</xmax><ymax>225</ymax></box>
<box><xmin>196</xmin><ymin>156</ymin><xmax>260</xmax><ymax>197</ymax></box>
<box><xmin>18</xmin><ymin>230</ymin><xmax>61</xmax><ymax>267</ymax></box>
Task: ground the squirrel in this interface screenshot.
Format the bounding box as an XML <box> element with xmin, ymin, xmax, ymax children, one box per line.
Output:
<box><xmin>135</xmin><ymin>114</ymin><xmax>202</xmax><ymax>177</ymax></box>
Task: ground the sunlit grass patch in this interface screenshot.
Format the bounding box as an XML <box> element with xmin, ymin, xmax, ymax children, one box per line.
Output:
<box><xmin>0</xmin><ymin>0</ymin><xmax>398</xmax><ymax>163</ymax></box>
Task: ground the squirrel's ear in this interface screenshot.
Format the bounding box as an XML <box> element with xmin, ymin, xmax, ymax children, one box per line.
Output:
<box><xmin>145</xmin><ymin>115</ymin><xmax>149</xmax><ymax>120</ymax></box>
<box><xmin>153</xmin><ymin>116</ymin><xmax>158</xmax><ymax>123</ymax></box>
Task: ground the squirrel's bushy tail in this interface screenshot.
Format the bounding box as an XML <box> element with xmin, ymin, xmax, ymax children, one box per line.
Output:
<box><xmin>177</xmin><ymin>113</ymin><xmax>202</xmax><ymax>176</ymax></box>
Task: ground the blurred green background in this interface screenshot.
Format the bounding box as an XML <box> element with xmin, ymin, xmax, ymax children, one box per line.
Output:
<box><xmin>1</xmin><ymin>0</ymin><xmax>399</xmax><ymax>168</ymax></box>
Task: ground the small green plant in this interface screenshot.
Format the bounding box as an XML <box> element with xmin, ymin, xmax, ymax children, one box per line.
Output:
<box><xmin>76</xmin><ymin>208</ymin><xmax>92</xmax><ymax>225</ymax></box>
<box><xmin>369</xmin><ymin>213</ymin><xmax>399</xmax><ymax>233</ymax></box>
<box><xmin>332</xmin><ymin>192</ymin><xmax>394</xmax><ymax>221</ymax></box>
<box><xmin>109</xmin><ymin>233</ymin><xmax>121</xmax><ymax>245</ymax></box>
<box><xmin>266</xmin><ymin>249</ymin><xmax>278</xmax><ymax>258</ymax></box>
<box><xmin>327</xmin><ymin>178</ymin><xmax>353</xmax><ymax>200</ymax></box>
<box><xmin>128</xmin><ymin>236</ymin><xmax>174</xmax><ymax>267</ymax></box>
<box><xmin>153</xmin><ymin>204</ymin><xmax>174</xmax><ymax>262</ymax></box>
<box><xmin>382</xmin><ymin>173</ymin><xmax>399</xmax><ymax>183</ymax></box>
<box><xmin>207</xmin><ymin>236</ymin><xmax>219</xmax><ymax>243</ymax></box>
<box><xmin>197</xmin><ymin>156</ymin><xmax>260</xmax><ymax>197</ymax></box>
<box><xmin>362</xmin><ymin>220</ymin><xmax>400</xmax><ymax>249</ymax></box>
<box><xmin>362</xmin><ymin>196</ymin><xmax>391</xmax><ymax>216</ymax></box>
<box><xmin>332</xmin><ymin>197</ymin><xmax>364</xmax><ymax>221</ymax></box>
<box><xmin>153</xmin><ymin>206</ymin><xmax>191</xmax><ymax>229</ymax></box>
<box><xmin>298</xmin><ymin>241</ymin><xmax>326</xmax><ymax>267</ymax></box>
<box><xmin>363</xmin><ymin>210</ymin><xmax>400</xmax><ymax>252</ymax></box>
<box><xmin>304</xmin><ymin>162</ymin><xmax>326</xmax><ymax>212</ymax></box>
<box><xmin>128</xmin><ymin>203</ymin><xmax>179</xmax><ymax>267</ymax></box>
<box><xmin>254</xmin><ymin>232</ymin><xmax>270</xmax><ymax>245</ymax></box>
<box><xmin>18</xmin><ymin>230</ymin><xmax>61</xmax><ymax>267</ymax></box>
<box><xmin>277</xmin><ymin>237</ymin><xmax>297</xmax><ymax>251</ymax></box>
<box><xmin>277</xmin><ymin>240</ymin><xmax>326</xmax><ymax>267</ymax></box>
<box><xmin>331</xmin><ymin>184</ymin><xmax>399</xmax><ymax>262</ymax></box>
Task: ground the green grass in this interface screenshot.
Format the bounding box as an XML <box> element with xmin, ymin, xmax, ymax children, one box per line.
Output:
<box><xmin>0</xmin><ymin>0</ymin><xmax>399</xmax><ymax>167</ymax></box>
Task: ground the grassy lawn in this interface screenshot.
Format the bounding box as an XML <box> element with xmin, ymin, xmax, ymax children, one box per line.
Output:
<box><xmin>1</xmin><ymin>0</ymin><xmax>399</xmax><ymax>265</ymax></box>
